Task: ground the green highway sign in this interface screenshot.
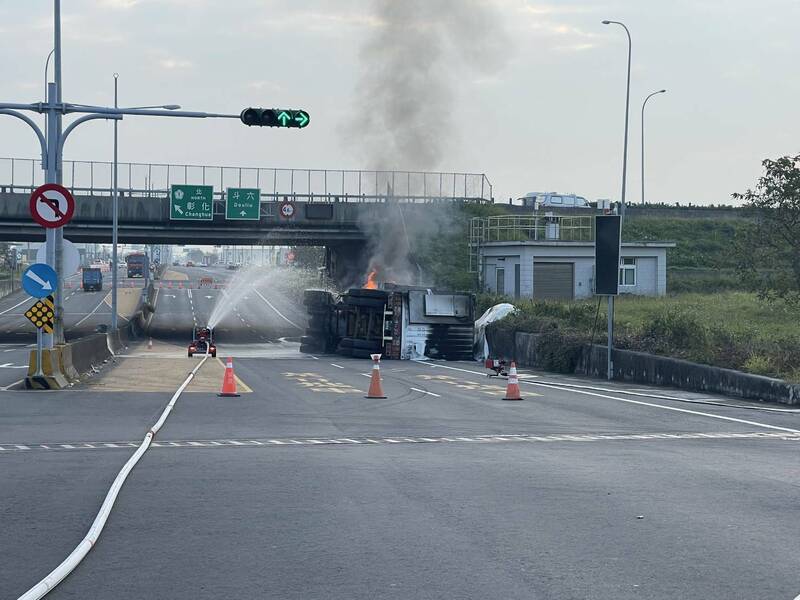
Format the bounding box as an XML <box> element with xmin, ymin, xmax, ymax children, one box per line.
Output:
<box><xmin>170</xmin><ymin>185</ymin><xmax>213</xmax><ymax>220</ymax></box>
<box><xmin>226</xmin><ymin>188</ymin><xmax>261</xmax><ymax>220</ymax></box>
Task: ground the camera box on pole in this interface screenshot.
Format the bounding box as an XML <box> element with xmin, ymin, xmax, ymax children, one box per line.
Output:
<box><xmin>595</xmin><ymin>215</ymin><xmax>621</xmax><ymax>295</ymax></box>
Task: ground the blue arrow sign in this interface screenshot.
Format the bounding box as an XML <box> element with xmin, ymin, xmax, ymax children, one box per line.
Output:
<box><xmin>22</xmin><ymin>263</ymin><xmax>58</xmax><ymax>299</ymax></box>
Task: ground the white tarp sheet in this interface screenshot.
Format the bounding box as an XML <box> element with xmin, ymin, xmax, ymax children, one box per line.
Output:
<box><xmin>473</xmin><ymin>303</ymin><xmax>517</xmax><ymax>360</ymax></box>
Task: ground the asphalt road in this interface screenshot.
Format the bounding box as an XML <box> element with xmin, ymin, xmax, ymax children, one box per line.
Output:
<box><xmin>2</xmin><ymin>322</ymin><xmax>799</xmax><ymax>600</ymax></box>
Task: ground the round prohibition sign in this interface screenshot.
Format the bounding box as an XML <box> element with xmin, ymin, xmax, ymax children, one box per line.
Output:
<box><xmin>280</xmin><ymin>201</ymin><xmax>296</xmax><ymax>219</ymax></box>
<box><xmin>29</xmin><ymin>183</ymin><xmax>75</xmax><ymax>229</ymax></box>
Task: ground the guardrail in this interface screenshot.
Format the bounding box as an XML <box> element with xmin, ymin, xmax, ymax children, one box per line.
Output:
<box><xmin>0</xmin><ymin>157</ymin><xmax>493</xmax><ymax>204</ymax></box>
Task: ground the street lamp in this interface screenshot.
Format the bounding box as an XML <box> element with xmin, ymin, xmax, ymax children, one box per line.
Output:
<box><xmin>110</xmin><ymin>75</ymin><xmax>182</xmax><ymax>331</ymax></box>
<box><xmin>641</xmin><ymin>89</ymin><xmax>666</xmax><ymax>206</ymax></box>
<box><xmin>602</xmin><ymin>19</ymin><xmax>632</xmax><ymax>219</ymax></box>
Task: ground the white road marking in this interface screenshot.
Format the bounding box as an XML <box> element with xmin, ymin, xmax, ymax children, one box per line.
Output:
<box><xmin>74</xmin><ymin>295</ymin><xmax>110</xmax><ymax>327</ymax></box>
<box><xmin>410</xmin><ymin>387</ymin><xmax>441</xmax><ymax>397</ymax></box>
<box><xmin>331</xmin><ymin>363</ymin><xmax>345</xmax><ymax>369</ymax></box>
<box><xmin>418</xmin><ymin>362</ymin><xmax>800</xmax><ymax>435</ymax></box>
<box><xmin>0</xmin><ymin>296</ymin><xmax>31</xmax><ymax>316</ymax></box>
<box><xmin>252</xmin><ymin>288</ymin><xmax>302</xmax><ymax>329</ymax></box>
<box><xmin>187</xmin><ymin>289</ymin><xmax>192</xmax><ymax>299</ymax></box>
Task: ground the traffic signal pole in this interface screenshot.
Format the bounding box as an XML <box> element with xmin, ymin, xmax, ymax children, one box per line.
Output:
<box><xmin>0</xmin><ymin>1</ymin><xmax>260</xmax><ymax>347</ymax></box>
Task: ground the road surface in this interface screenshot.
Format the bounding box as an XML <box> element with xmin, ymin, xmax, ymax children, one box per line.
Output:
<box><xmin>1</xmin><ymin>266</ymin><xmax>798</xmax><ymax>599</ymax></box>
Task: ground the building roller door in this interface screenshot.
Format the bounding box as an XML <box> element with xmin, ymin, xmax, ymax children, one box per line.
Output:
<box><xmin>533</xmin><ymin>262</ymin><xmax>574</xmax><ymax>299</ymax></box>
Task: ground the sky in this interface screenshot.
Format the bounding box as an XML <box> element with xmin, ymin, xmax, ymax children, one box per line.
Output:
<box><xmin>0</xmin><ymin>0</ymin><xmax>798</xmax><ymax>206</ymax></box>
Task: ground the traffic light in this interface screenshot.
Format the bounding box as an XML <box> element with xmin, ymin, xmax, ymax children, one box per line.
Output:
<box><xmin>240</xmin><ymin>108</ymin><xmax>310</xmax><ymax>128</ymax></box>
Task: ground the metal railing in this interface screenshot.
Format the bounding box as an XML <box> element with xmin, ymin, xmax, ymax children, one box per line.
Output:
<box><xmin>469</xmin><ymin>215</ymin><xmax>594</xmax><ymax>272</ymax></box>
<box><xmin>0</xmin><ymin>157</ymin><xmax>493</xmax><ymax>203</ymax></box>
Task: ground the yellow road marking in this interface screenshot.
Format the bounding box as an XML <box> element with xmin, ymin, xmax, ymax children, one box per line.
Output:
<box><xmin>416</xmin><ymin>374</ymin><xmax>539</xmax><ymax>397</ymax></box>
<box><xmin>282</xmin><ymin>372</ymin><xmax>361</xmax><ymax>394</ymax></box>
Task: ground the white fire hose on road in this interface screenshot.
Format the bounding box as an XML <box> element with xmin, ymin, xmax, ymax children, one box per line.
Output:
<box><xmin>17</xmin><ymin>353</ymin><xmax>211</xmax><ymax>600</ymax></box>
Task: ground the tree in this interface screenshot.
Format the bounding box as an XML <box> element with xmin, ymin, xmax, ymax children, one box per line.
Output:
<box><xmin>734</xmin><ymin>154</ymin><xmax>800</xmax><ymax>303</ymax></box>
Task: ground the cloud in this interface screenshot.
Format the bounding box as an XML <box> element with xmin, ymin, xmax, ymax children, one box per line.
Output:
<box><xmin>158</xmin><ymin>57</ymin><xmax>193</xmax><ymax>70</ymax></box>
<box><xmin>247</xmin><ymin>81</ymin><xmax>285</xmax><ymax>92</ymax></box>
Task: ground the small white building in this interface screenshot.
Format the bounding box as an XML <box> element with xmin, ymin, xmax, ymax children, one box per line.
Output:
<box><xmin>471</xmin><ymin>215</ymin><xmax>674</xmax><ymax>299</ymax></box>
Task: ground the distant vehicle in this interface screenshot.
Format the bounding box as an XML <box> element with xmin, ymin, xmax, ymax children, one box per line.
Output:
<box><xmin>518</xmin><ymin>192</ymin><xmax>591</xmax><ymax>209</ymax></box>
<box><xmin>126</xmin><ymin>253</ymin><xmax>149</xmax><ymax>278</ymax></box>
<box><xmin>186</xmin><ymin>261</ymin><xmax>195</xmax><ymax>267</ymax></box>
<box><xmin>188</xmin><ymin>326</ymin><xmax>216</xmax><ymax>358</ymax></box>
<box><xmin>81</xmin><ymin>267</ymin><xmax>103</xmax><ymax>292</ymax></box>
<box><xmin>172</xmin><ymin>261</ymin><xmax>180</xmax><ymax>266</ymax></box>
<box><xmin>199</xmin><ymin>276</ymin><xmax>213</xmax><ymax>287</ymax></box>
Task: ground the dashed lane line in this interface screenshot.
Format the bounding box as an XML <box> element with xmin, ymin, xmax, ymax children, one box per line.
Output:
<box><xmin>410</xmin><ymin>387</ymin><xmax>441</xmax><ymax>397</ymax></box>
<box><xmin>1</xmin><ymin>431</ymin><xmax>798</xmax><ymax>453</ymax></box>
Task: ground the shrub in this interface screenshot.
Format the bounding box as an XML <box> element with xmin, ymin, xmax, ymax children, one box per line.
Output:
<box><xmin>638</xmin><ymin>308</ymin><xmax>709</xmax><ymax>356</ymax></box>
<box><xmin>535</xmin><ymin>324</ymin><xmax>587</xmax><ymax>373</ymax></box>
<box><xmin>742</xmin><ymin>355</ymin><xmax>775</xmax><ymax>377</ymax></box>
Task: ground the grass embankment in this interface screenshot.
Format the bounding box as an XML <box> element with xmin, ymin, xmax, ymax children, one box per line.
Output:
<box><xmin>482</xmin><ymin>292</ymin><xmax>800</xmax><ymax>382</ymax></box>
<box><xmin>624</xmin><ymin>217</ymin><xmax>750</xmax><ymax>293</ymax></box>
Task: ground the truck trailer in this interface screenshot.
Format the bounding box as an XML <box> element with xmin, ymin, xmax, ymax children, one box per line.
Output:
<box><xmin>300</xmin><ymin>286</ymin><xmax>475</xmax><ymax>361</ymax></box>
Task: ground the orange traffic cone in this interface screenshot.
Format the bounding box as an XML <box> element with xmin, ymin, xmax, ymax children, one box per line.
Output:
<box><xmin>502</xmin><ymin>361</ymin><xmax>523</xmax><ymax>401</ymax></box>
<box><xmin>365</xmin><ymin>353</ymin><xmax>387</xmax><ymax>399</ymax></box>
<box><xmin>218</xmin><ymin>357</ymin><xmax>240</xmax><ymax>397</ymax></box>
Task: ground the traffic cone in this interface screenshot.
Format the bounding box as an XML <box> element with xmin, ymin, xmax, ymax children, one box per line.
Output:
<box><xmin>365</xmin><ymin>353</ymin><xmax>387</xmax><ymax>399</ymax></box>
<box><xmin>218</xmin><ymin>357</ymin><xmax>240</xmax><ymax>397</ymax></box>
<box><xmin>502</xmin><ymin>361</ymin><xmax>523</xmax><ymax>401</ymax></box>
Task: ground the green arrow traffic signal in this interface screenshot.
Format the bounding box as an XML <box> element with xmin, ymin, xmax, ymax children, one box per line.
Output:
<box><xmin>240</xmin><ymin>108</ymin><xmax>310</xmax><ymax>128</ymax></box>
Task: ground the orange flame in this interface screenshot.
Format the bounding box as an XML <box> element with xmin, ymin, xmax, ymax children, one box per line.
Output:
<box><xmin>364</xmin><ymin>269</ymin><xmax>379</xmax><ymax>289</ymax></box>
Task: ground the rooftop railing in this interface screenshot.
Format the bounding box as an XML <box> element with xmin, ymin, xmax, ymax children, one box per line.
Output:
<box><xmin>469</xmin><ymin>215</ymin><xmax>594</xmax><ymax>272</ymax></box>
<box><xmin>0</xmin><ymin>157</ymin><xmax>493</xmax><ymax>204</ymax></box>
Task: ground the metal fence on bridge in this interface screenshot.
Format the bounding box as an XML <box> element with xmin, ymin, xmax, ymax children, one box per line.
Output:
<box><xmin>0</xmin><ymin>157</ymin><xmax>493</xmax><ymax>204</ymax></box>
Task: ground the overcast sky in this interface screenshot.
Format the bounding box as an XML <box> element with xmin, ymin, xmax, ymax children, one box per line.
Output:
<box><xmin>0</xmin><ymin>0</ymin><xmax>798</xmax><ymax>205</ymax></box>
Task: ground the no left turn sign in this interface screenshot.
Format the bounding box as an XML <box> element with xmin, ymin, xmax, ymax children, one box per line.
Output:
<box><xmin>29</xmin><ymin>183</ymin><xmax>75</xmax><ymax>229</ymax></box>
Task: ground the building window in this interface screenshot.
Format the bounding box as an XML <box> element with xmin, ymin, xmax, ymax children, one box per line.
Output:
<box><xmin>619</xmin><ymin>257</ymin><xmax>636</xmax><ymax>286</ymax></box>
<box><xmin>514</xmin><ymin>263</ymin><xmax>521</xmax><ymax>298</ymax></box>
<box><xmin>496</xmin><ymin>267</ymin><xmax>505</xmax><ymax>295</ymax></box>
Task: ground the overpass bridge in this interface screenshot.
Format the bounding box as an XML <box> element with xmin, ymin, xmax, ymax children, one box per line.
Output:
<box><xmin>0</xmin><ymin>157</ymin><xmax>493</xmax><ymax>246</ymax></box>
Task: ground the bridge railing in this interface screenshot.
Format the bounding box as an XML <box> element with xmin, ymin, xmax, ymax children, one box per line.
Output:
<box><xmin>0</xmin><ymin>157</ymin><xmax>493</xmax><ymax>204</ymax></box>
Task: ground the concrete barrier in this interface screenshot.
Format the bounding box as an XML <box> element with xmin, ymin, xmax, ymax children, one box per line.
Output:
<box><xmin>26</xmin><ymin>283</ymin><xmax>154</xmax><ymax>389</ymax></box>
<box><xmin>486</xmin><ymin>329</ymin><xmax>800</xmax><ymax>406</ymax></box>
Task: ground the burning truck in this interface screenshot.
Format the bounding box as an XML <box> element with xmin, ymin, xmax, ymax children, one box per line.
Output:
<box><xmin>300</xmin><ymin>279</ymin><xmax>476</xmax><ymax>361</ymax></box>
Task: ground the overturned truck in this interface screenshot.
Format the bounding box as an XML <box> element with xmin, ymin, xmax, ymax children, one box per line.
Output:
<box><xmin>300</xmin><ymin>286</ymin><xmax>475</xmax><ymax>361</ymax></box>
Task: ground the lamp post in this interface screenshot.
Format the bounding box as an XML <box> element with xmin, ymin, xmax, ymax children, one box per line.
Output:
<box><xmin>111</xmin><ymin>73</ymin><xmax>181</xmax><ymax>331</ymax></box>
<box><xmin>641</xmin><ymin>89</ymin><xmax>666</xmax><ymax>206</ymax></box>
<box><xmin>601</xmin><ymin>19</ymin><xmax>632</xmax><ymax>381</ymax></box>
<box><xmin>602</xmin><ymin>19</ymin><xmax>632</xmax><ymax>219</ymax></box>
